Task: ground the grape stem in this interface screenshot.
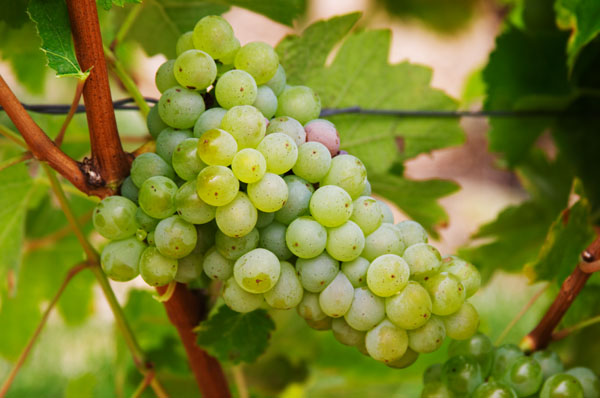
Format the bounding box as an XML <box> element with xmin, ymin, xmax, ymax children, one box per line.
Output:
<box><xmin>552</xmin><ymin>314</ymin><xmax>600</xmax><ymax>342</ymax></box>
<box><xmin>0</xmin><ymin>152</ymin><xmax>32</xmax><ymax>173</ymax></box>
<box><xmin>232</xmin><ymin>365</ymin><xmax>249</xmax><ymax>398</ymax></box>
<box><xmin>109</xmin><ymin>3</ymin><xmax>144</xmax><ymax>51</ymax></box>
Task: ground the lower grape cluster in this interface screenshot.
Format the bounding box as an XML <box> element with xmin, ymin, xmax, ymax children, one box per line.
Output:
<box><xmin>93</xmin><ymin>14</ymin><xmax>483</xmax><ymax>368</ymax></box>
<box><xmin>423</xmin><ymin>333</ymin><xmax>600</xmax><ymax>397</ymax></box>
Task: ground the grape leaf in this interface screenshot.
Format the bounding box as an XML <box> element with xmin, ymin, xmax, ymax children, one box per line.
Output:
<box><xmin>27</xmin><ymin>0</ymin><xmax>89</xmax><ymax>79</ymax></box>
<box><xmin>196</xmin><ymin>306</ymin><xmax>275</xmax><ymax>364</ymax></box>
<box><xmin>0</xmin><ymin>0</ymin><xmax>29</xmax><ymax>28</ymax></box>
<box><xmin>97</xmin><ymin>0</ymin><xmax>142</xmax><ymax>10</ymax></box>
<box><xmin>556</xmin><ymin>0</ymin><xmax>600</xmax><ymax>70</ymax></box>
<box><xmin>122</xmin><ymin>289</ymin><xmax>176</xmax><ymax>350</ymax></box>
<box><xmin>224</xmin><ymin>0</ymin><xmax>306</xmax><ymax>27</ymax></box>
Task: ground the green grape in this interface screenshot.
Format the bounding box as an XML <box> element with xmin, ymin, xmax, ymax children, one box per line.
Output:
<box><xmin>136</xmin><ymin>228</ymin><xmax>147</xmax><ymax>242</ymax></box>
<box><xmin>147</xmin><ymin>231</ymin><xmax>156</xmax><ymax>246</ymax></box>
<box><xmin>220</xmin><ymin>105</ymin><xmax>266</xmax><ymax>148</ymax></box>
<box><xmin>174</xmin><ymin>244</ymin><xmax>204</xmax><ymax>283</ymax></box>
<box><xmin>366</xmin><ymin>254</ymin><xmax>409</xmax><ymax>297</ymax></box>
<box><xmin>265</xmin><ymin>64</ymin><xmax>286</xmax><ymax>95</ymax></box>
<box><xmin>492</xmin><ymin>344</ymin><xmax>525</xmax><ymax>379</ymax></box>
<box><xmin>256</xmin><ymin>210</ymin><xmax>274</xmax><ymax>228</ymax></box>
<box><xmin>215</xmin><ymin>192</ymin><xmax>257</xmax><ymax>238</ymax></box>
<box><xmin>175</xmin><ymin>180</ymin><xmax>216</xmax><ymax>224</ymax></box>
<box><xmin>264</xmin><ymin>261</ymin><xmax>303</xmax><ymax>310</ymax></box>
<box><xmin>93</xmin><ymin>196</ymin><xmax>138</xmax><ymax>240</ymax></box>
<box><xmin>247</xmin><ymin>173</ymin><xmax>288</xmax><ymax>212</ymax></box>
<box><xmin>196</xmin><ymin>165</ymin><xmax>239</xmax><ymax>206</ymax></box>
<box><xmin>362</xmin><ymin>223</ymin><xmax>404</xmax><ymax>261</ymax></box>
<box><xmin>448</xmin><ymin>333</ymin><xmax>494</xmax><ymax>378</ymax></box>
<box><xmin>566</xmin><ymin>367</ymin><xmax>600</xmax><ymax>398</ymax></box>
<box><xmin>222</xmin><ymin>277</ymin><xmax>263</xmax><ymax>313</ymax></box>
<box><xmin>386</xmin><ymin>281</ymin><xmax>432</xmax><ymax>330</ymax></box>
<box><xmin>326</xmin><ymin>220</ymin><xmax>365</xmax><ymax>262</ymax></box>
<box><xmin>158</xmin><ymin>86</ymin><xmax>205</xmax><ymax>129</ymax></box>
<box><xmin>306</xmin><ymin>317</ymin><xmax>333</xmax><ymax>331</ymax></box>
<box><xmin>395</xmin><ymin>220</ymin><xmax>428</xmax><ymax>248</ymax></box>
<box><xmin>202</xmin><ymin>247</ymin><xmax>234</xmax><ymax>281</ymax></box>
<box><xmin>175</xmin><ymin>31</ymin><xmax>195</xmax><ymax>56</ymax></box>
<box><xmin>197</xmin><ymin>128</ymin><xmax>238</xmax><ymax>166</ymax></box>
<box><xmin>321</xmin><ymin>154</ymin><xmax>367</xmax><ymax>199</ymax></box>
<box><xmin>387</xmin><ymin>348</ymin><xmax>419</xmax><ymax>369</ymax></box>
<box><xmin>297</xmin><ymin>291</ymin><xmax>327</xmax><ymax>321</ymax></box>
<box><xmin>192</xmin><ymin>15</ymin><xmax>237</xmax><ymax>60</ymax></box>
<box><xmin>253</xmin><ymin>85</ymin><xmax>278</xmax><ymax>118</ymax></box>
<box><xmin>135</xmin><ymin>207</ymin><xmax>159</xmax><ymax>232</ymax></box>
<box><xmin>174</xmin><ymin>49</ymin><xmax>216</xmax><ymax>90</ymax></box>
<box><xmin>172</xmin><ymin>138</ymin><xmax>206</xmax><ymax>181</ymax></box>
<box><xmin>275</xmin><ymin>85</ymin><xmax>321</xmax><ymax>124</ymax></box>
<box><xmin>231</xmin><ymin>148</ymin><xmax>266</xmax><ymax>183</ymax></box>
<box><xmin>424</xmin><ymin>363</ymin><xmax>443</xmax><ymax>384</ymax></box>
<box><xmin>233</xmin><ymin>248</ymin><xmax>281</xmax><ymax>293</ymax></box>
<box><xmin>155</xmin><ymin>60</ymin><xmax>179</xmax><ymax>93</ymax></box>
<box><xmin>441</xmin><ymin>256</ymin><xmax>481</xmax><ymax>298</ymax></box>
<box><xmin>350</xmin><ymin>196</ymin><xmax>384</xmax><ymax>235</ymax></box>
<box><xmin>292</xmin><ymin>142</ymin><xmax>332</xmax><ymax>183</ymax></box>
<box><xmin>147</xmin><ymin>105</ymin><xmax>169</xmax><ymax>139</ymax></box>
<box><xmin>442</xmin><ymin>302</ymin><xmax>479</xmax><ymax>340</ymax></box>
<box><xmin>100</xmin><ymin>238</ymin><xmax>146</xmax><ymax>282</ymax></box>
<box><xmin>505</xmin><ymin>356</ymin><xmax>543</xmax><ymax>397</ymax></box>
<box><xmin>442</xmin><ymin>355</ymin><xmax>483</xmax><ymax>396</ymax></box>
<box><xmin>408</xmin><ymin>316</ymin><xmax>446</xmax><ymax>353</ymax></box>
<box><xmin>215</xmin><ymin>70</ymin><xmax>257</xmax><ymax>109</ymax></box>
<box><xmin>296</xmin><ymin>252</ymin><xmax>339</xmax><ymax>293</ymax></box>
<box><xmin>341</xmin><ymin>257</ymin><xmax>370</xmax><ymax>287</ymax></box>
<box><xmin>215</xmin><ymin>228</ymin><xmax>259</xmax><ymax>261</ymax></box>
<box><xmin>219</xmin><ymin>38</ymin><xmax>240</xmax><ymax>65</ymax></box>
<box><xmin>378</xmin><ymin>200</ymin><xmax>395</xmax><ymax>223</ymax></box>
<box><xmin>365</xmin><ymin>319</ymin><xmax>408</xmax><ymax>363</ymax></box>
<box><xmin>154</xmin><ymin>215</ymin><xmax>197</xmax><ymax>259</ymax></box>
<box><xmin>361</xmin><ymin>179</ymin><xmax>372</xmax><ymax>196</ymax></box>
<box><xmin>139</xmin><ymin>246</ymin><xmax>178</xmax><ymax>286</ymax></box>
<box><xmin>403</xmin><ymin>243</ymin><xmax>442</xmax><ymax>278</ymax></box>
<box><xmin>234</xmin><ymin>41</ymin><xmax>279</xmax><ymax>84</ymax></box>
<box><xmin>156</xmin><ymin>127</ymin><xmax>193</xmax><ymax>163</ymax></box>
<box><xmin>540</xmin><ymin>374</ymin><xmax>584</xmax><ymax>398</ymax></box>
<box><xmin>331</xmin><ymin>317</ymin><xmax>365</xmax><ymax>347</ymax></box>
<box><xmin>274</xmin><ymin>176</ymin><xmax>313</xmax><ymax>225</ymax></box>
<box><xmin>258</xmin><ymin>221</ymin><xmax>293</xmax><ymax>260</ymax></box>
<box><xmin>304</xmin><ymin>119</ymin><xmax>340</xmax><ymax>156</ymax></box>
<box><xmin>257</xmin><ymin>132</ymin><xmax>298</xmax><ymax>174</ymax></box>
<box><xmin>193</xmin><ymin>107</ymin><xmax>227</xmax><ymax>137</ymax></box>
<box><xmin>533</xmin><ymin>350</ymin><xmax>565</xmax><ymax>380</ymax></box>
<box><xmin>285</xmin><ymin>216</ymin><xmax>327</xmax><ymax>258</ymax></box>
<box><xmin>266</xmin><ymin>116</ymin><xmax>306</xmax><ymax>147</ymax></box>
<box><xmin>423</xmin><ymin>272</ymin><xmax>466</xmax><ymax>316</ymax></box>
<box><xmin>472</xmin><ymin>381</ymin><xmax>518</xmax><ymax>398</ymax></box>
<box><xmin>309</xmin><ymin>185</ymin><xmax>353</xmax><ymax>228</ymax></box>
<box><xmin>319</xmin><ymin>271</ymin><xmax>354</xmax><ymax>317</ymax></box>
<box><xmin>130</xmin><ymin>152</ymin><xmax>175</xmax><ymax>188</ymax></box>
<box><xmin>421</xmin><ymin>381</ymin><xmax>453</xmax><ymax>398</ymax></box>
<box><xmin>195</xmin><ymin>222</ymin><xmax>217</xmax><ymax>252</ymax></box>
<box><xmin>344</xmin><ymin>287</ymin><xmax>386</xmax><ymax>331</ymax></box>
<box><xmin>138</xmin><ymin>176</ymin><xmax>178</xmax><ymax>219</ymax></box>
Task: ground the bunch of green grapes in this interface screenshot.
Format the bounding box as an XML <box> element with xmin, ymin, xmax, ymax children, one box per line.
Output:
<box><xmin>93</xmin><ymin>15</ymin><xmax>483</xmax><ymax>368</ymax></box>
<box><xmin>422</xmin><ymin>333</ymin><xmax>600</xmax><ymax>397</ymax></box>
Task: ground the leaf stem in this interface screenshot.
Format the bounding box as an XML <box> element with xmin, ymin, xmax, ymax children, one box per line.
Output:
<box><xmin>0</xmin><ymin>124</ymin><xmax>27</xmax><ymax>148</ymax></box>
<box><xmin>24</xmin><ymin>210</ymin><xmax>93</xmax><ymax>252</ymax></box>
<box><xmin>55</xmin><ymin>78</ymin><xmax>86</xmax><ymax>147</ymax></box>
<box><xmin>552</xmin><ymin>314</ymin><xmax>600</xmax><ymax>342</ymax></box>
<box><xmin>0</xmin><ymin>152</ymin><xmax>32</xmax><ymax>173</ymax></box>
<box><xmin>110</xmin><ymin>3</ymin><xmax>144</xmax><ymax>51</ymax></box>
<box><xmin>232</xmin><ymin>365</ymin><xmax>249</xmax><ymax>398</ymax></box>
<box><xmin>131</xmin><ymin>367</ymin><xmax>155</xmax><ymax>398</ymax></box>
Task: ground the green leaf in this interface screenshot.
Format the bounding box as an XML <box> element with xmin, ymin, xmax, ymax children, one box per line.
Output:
<box><xmin>122</xmin><ymin>289</ymin><xmax>175</xmax><ymax>350</ymax></box>
<box><xmin>196</xmin><ymin>306</ymin><xmax>275</xmax><ymax>364</ymax></box>
<box><xmin>27</xmin><ymin>0</ymin><xmax>89</xmax><ymax>79</ymax></box>
<box><xmin>224</xmin><ymin>0</ymin><xmax>306</xmax><ymax>27</ymax></box>
<box><xmin>556</xmin><ymin>0</ymin><xmax>600</xmax><ymax>69</ymax></box>
<box><xmin>64</xmin><ymin>373</ymin><xmax>96</xmax><ymax>398</ymax></box>
<box><xmin>0</xmin><ymin>0</ymin><xmax>29</xmax><ymax>28</ymax></box>
<box><xmin>97</xmin><ymin>0</ymin><xmax>142</xmax><ymax>11</ymax></box>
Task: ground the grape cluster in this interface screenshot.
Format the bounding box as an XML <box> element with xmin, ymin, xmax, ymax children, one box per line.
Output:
<box><xmin>94</xmin><ymin>15</ymin><xmax>482</xmax><ymax>368</ymax></box>
<box><xmin>422</xmin><ymin>333</ymin><xmax>600</xmax><ymax>397</ymax></box>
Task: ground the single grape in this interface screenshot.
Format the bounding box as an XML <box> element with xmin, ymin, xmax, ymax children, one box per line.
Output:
<box><xmin>253</xmin><ymin>85</ymin><xmax>278</xmax><ymax>118</ymax></box>
<box><xmin>231</xmin><ymin>148</ymin><xmax>266</xmax><ymax>183</ymax></box>
<box><xmin>344</xmin><ymin>287</ymin><xmax>386</xmax><ymax>331</ymax></box>
<box><xmin>505</xmin><ymin>356</ymin><xmax>543</xmax><ymax>396</ymax></box>
<box><xmin>195</xmin><ymin>222</ymin><xmax>216</xmax><ymax>252</ymax></box>
<box><xmin>158</xmin><ymin>86</ymin><xmax>205</xmax><ymax>129</ymax></box>
<box><xmin>533</xmin><ymin>350</ymin><xmax>565</xmax><ymax>380</ymax></box>
<box><xmin>395</xmin><ymin>220</ymin><xmax>428</xmax><ymax>247</ymax></box>
<box><xmin>540</xmin><ymin>374</ymin><xmax>584</xmax><ymax>398</ymax></box>
<box><xmin>100</xmin><ymin>238</ymin><xmax>146</xmax><ymax>281</ymax></box>
<box><xmin>441</xmin><ymin>255</ymin><xmax>481</xmax><ymax>298</ymax></box>
<box><xmin>193</xmin><ymin>107</ymin><xmax>227</xmax><ymax>137</ymax></box>
<box><xmin>403</xmin><ymin>243</ymin><xmax>442</xmax><ymax>278</ymax></box>
<box><xmin>247</xmin><ymin>172</ymin><xmax>288</xmax><ymax>212</ymax></box>
<box><xmin>139</xmin><ymin>246</ymin><xmax>178</xmax><ymax>286</ymax></box>
<box><xmin>448</xmin><ymin>333</ymin><xmax>494</xmax><ymax>378</ymax></box>
<box><xmin>130</xmin><ymin>152</ymin><xmax>175</xmax><ymax>188</ymax></box>
<box><xmin>93</xmin><ymin>196</ymin><xmax>138</xmax><ymax>240</ymax></box>
<box><xmin>306</xmin><ymin>316</ymin><xmax>333</xmax><ymax>331</ymax></box>
<box><xmin>174</xmin><ymin>49</ymin><xmax>216</xmax><ymax>90</ymax></box>
<box><xmin>387</xmin><ymin>348</ymin><xmax>419</xmax><ymax>369</ymax></box>
<box><xmin>296</xmin><ymin>252</ymin><xmax>339</xmax><ymax>293</ymax></box>
<box><xmin>350</xmin><ymin>196</ymin><xmax>384</xmax><ymax>235</ymax></box>
<box><xmin>362</xmin><ymin>223</ymin><xmax>404</xmax><ymax>261</ymax></box>
<box><xmin>147</xmin><ymin>105</ymin><xmax>169</xmax><ymax>139</ymax></box>
<box><xmin>326</xmin><ymin>220</ymin><xmax>365</xmax><ymax>262</ymax></box>
<box><xmin>266</xmin><ymin>116</ymin><xmax>306</xmax><ymax>147</ymax></box>
<box><xmin>319</xmin><ymin>271</ymin><xmax>354</xmax><ymax>318</ymax></box>
<box><xmin>265</xmin><ymin>64</ymin><xmax>286</xmax><ymax>96</ymax></box>
<box><xmin>492</xmin><ymin>344</ymin><xmax>525</xmax><ymax>379</ymax></box>
<box><xmin>366</xmin><ymin>254</ymin><xmax>409</xmax><ymax>297</ymax></box>
<box><xmin>385</xmin><ymin>281</ymin><xmax>432</xmax><ymax>330</ymax></box>
<box><xmin>292</xmin><ymin>141</ymin><xmax>331</xmax><ymax>183</ymax></box>
<box><xmin>297</xmin><ymin>291</ymin><xmax>327</xmax><ymax>321</ymax></box>
<box><xmin>203</xmin><ymin>247</ymin><xmax>234</xmax><ymax>281</ymax></box>
<box><xmin>175</xmin><ymin>31</ymin><xmax>194</xmax><ymax>56</ymax></box>
<box><xmin>174</xmin><ymin>244</ymin><xmax>204</xmax><ymax>283</ymax></box>
<box><xmin>219</xmin><ymin>38</ymin><xmax>240</xmax><ymax>65</ymax></box>
<box><xmin>233</xmin><ymin>248</ymin><xmax>281</xmax><ymax>293</ymax></box>
<box><xmin>331</xmin><ymin>317</ymin><xmax>365</xmax><ymax>347</ymax></box>
<box><xmin>408</xmin><ymin>316</ymin><xmax>446</xmax><ymax>353</ymax></box>
<box><xmin>442</xmin><ymin>355</ymin><xmax>483</xmax><ymax>396</ymax></box>
<box><xmin>341</xmin><ymin>257</ymin><xmax>370</xmax><ymax>287</ymax></box>
<box><xmin>421</xmin><ymin>381</ymin><xmax>454</xmax><ymax>398</ymax></box>
<box><xmin>147</xmin><ymin>231</ymin><xmax>156</xmax><ymax>246</ymax></box>
<box><xmin>155</xmin><ymin>60</ymin><xmax>179</xmax><ymax>93</ymax></box>
<box><xmin>378</xmin><ymin>200</ymin><xmax>395</xmax><ymax>223</ymax></box>
<box><xmin>215</xmin><ymin>192</ymin><xmax>257</xmax><ymax>238</ymax></box>
<box><xmin>472</xmin><ymin>381</ymin><xmax>518</xmax><ymax>398</ymax></box>
<box><xmin>321</xmin><ymin>154</ymin><xmax>367</xmax><ymax>199</ymax></box>
<box><xmin>566</xmin><ymin>367</ymin><xmax>600</xmax><ymax>398</ymax></box>
<box><xmin>136</xmin><ymin>228</ymin><xmax>147</xmax><ymax>242</ymax></box>
<box><xmin>256</xmin><ymin>210</ymin><xmax>275</xmax><ymax>228</ymax></box>
<box><xmin>215</xmin><ymin>228</ymin><xmax>259</xmax><ymax>260</ymax></box>
<box><xmin>309</xmin><ymin>185</ymin><xmax>353</xmax><ymax>228</ymax></box>
<box><xmin>222</xmin><ymin>277</ymin><xmax>263</xmax><ymax>313</ymax></box>
<box><xmin>257</xmin><ymin>132</ymin><xmax>298</xmax><ymax>174</ymax></box>
<box><xmin>276</xmin><ymin>85</ymin><xmax>321</xmax><ymax>124</ymax></box>
<box><xmin>174</xmin><ymin>180</ymin><xmax>216</xmax><ymax>224</ymax></box>
<box><xmin>442</xmin><ymin>302</ymin><xmax>479</xmax><ymax>340</ymax></box>
<box><xmin>424</xmin><ymin>364</ymin><xmax>443</xmax><ymax>384</ymax></box>
<box><xmin>154</xmin><ymin>215</ymin><xmax>197</xmax><ymax>259</ymax></box>
<box><xmin>365</xmin><ymin>319</ymin><xmax>408</xmax><ymax>363</ymax></box>
<box><xmin>304</xmin><ymin>118</ymin><xmax>340</xmax><ymax>156</ymax></box>
<box><xmin>234</xmin><ymin>41</ymin><xmax>279</xmax><ymax>84</ymax></box>
<box><xmin>264</xmin><ymin>261</ymin><xmax>303</xmax><ymax>310</ymax></box>
<box><xmin>215</xmin><ymin>70</ymin><xmax>257</xmax><ymax>109</ymax></box>
<box><xmin>423</xmin><ymin>272</ymin><xmax>466</xmax><ymax>316</ymax></box>
<box><xmin>192</xmin><ymin>15</ymin><xmax>237</xmax><ymax>60</ymax></box>
<box><xmin>171</xmin><ymin>138</ymin><xmax>205</xmax><ymax>181</ymax></box>
<box><xmin>135</xmin><ymin>207</ymin><xmax>159</xmax><ymax>233</ymax></box>
<box><xmin>156</xmin><ymin>127</ymin><xmax>193</xmax><ymax>163</ymax></box>
<box><xmin>285</xmin><ymin>216</ymin><xmax>327</xmax><ymax>259</ymax></box>
<box><xmin>274</xmin><ymin>175</ymin><xmax>313</xmax><ymax>225</ymax></box>
<box><xmin>138</xmin><ymin>176</ymin><xmax>178</xmax><ymax>219</ymax></box>
<box><xmin>258</xmin><ymin>221</ymin><xmax>293</xmax><ymax>260</ymax></box>
<box><xmin>197</xmin><ymin>128</ymin><xmax>238</xmax><ymax>166</ymax></box>
<box><xmin>196</xmin><ymin>165</ymin><xmax>239</xmax><ymax>206</ymax></box>
<box><xmin>220</xmin><ymin>105</ymin><xmax>266</xmax><ymax>148</ymax></box>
